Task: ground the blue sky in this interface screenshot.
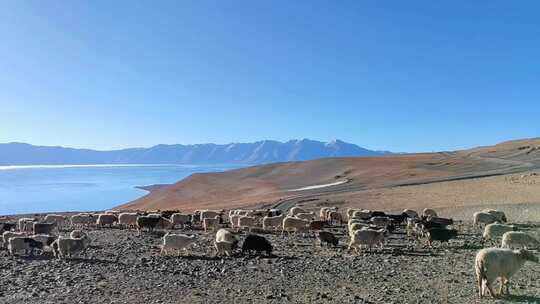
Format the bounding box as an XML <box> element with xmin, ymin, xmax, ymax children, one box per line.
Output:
<box><xmin>1</xmin><ymin>1</ymin><xmax>539</xmax><ymax>152</ymax></box>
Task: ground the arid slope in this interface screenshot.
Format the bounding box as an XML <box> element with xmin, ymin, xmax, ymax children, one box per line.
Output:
<box><xmin>119</xmin><ymin>138</ymin><xmax>540</xmax><ymax>212</ymax></box>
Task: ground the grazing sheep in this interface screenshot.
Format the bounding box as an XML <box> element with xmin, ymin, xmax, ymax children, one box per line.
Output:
<box><xmin>30</xmin><ymin>234</ymin><xmax>56</xmax><ymax>252</ymax></box>
<box><xmin>136</xmin><ymin>216</ymin><xmax>173</xmax><ymax>234</ymax></box>
<box><xmin>8</xmin><ymin>237</ymin><xmax>44</xmax><ymax>256</ymax></box>
<box><xmin>170</xmin><ymin>213</ymin><xmax>191</xmax><ymax>229</ymax></box>
<box><xmin>473</xmin><ymin>212</ymin><xmax>497</xmax><ymax>226</ymax></box>
<box><xmin>71</xmin><ymin>213</ymin><xmax>95</xmax><ymax>227</ymax></box>
<box><xmin>96</xmin><ymin>214</ymin><xmax>117</xmax><ymax>228</ymax></box>
<box><xmin>352</xmin><ymin>210</ymin><xmax>372</xmax><ymax>220</ymax></box>
<box><xmin>426</xmin><ymin>228</ymin><xmax>458</xmax><ymax>246</ymax></box>
<box><xmin>2</xmin><ymin>231</ymin><xmax>26</xmax><ymax>246</ymax></box>
<box><xmin>295</xmin><ymin>212</ymin><xmax>316</xmax><ymax>221</ymax></box>
<box><xmin>348</xmin><ymin>222</ymin><xmax>370</xmax><ymax>236</ymax></box>
<box><xmin>347</xmin><ymin>208</ymin><xmax>362</xmax><ymax>219</ymax></box>
<box><xmin>282</xmin><ymin>216</ymin><xmax>310</xmax><ymax>235</ymax></box>
<box><xmin>242</xmin><ymin>234</ymin><xmax>272</xmax><ymax>256</ymax></box>
<box><xmin>262</xmin><ymin>214</ymin><xmax>284</xmax><ymax>231</ymax></box>
<box><xmin>403</xmin><ymin>209</ymin><xmax>419</xmax><ymax>218</ymax></box>
<box><xmin>483</xmin><ymin>209</ymin><xmax>507</xmax><ymax>223</ymax></box>
<box><xmin>230</xmin><ymin>215</ymin><xmax>241</xmax><ymax>229</ymax></box>
<box><xmin>483</xmin><ymin>223</ymin><xmax>517</xmax><ymax>241</ymax></box>
<box><xmin>422</xmin><ymin>208</ymin><xmax>438</xmax><ymax>218</ymax></box>
<box><xmin>18</xmin><ymin>218</ymin><xmax>36</xmax><ymax>233</ymax></box>
<box><xmin>215</xmin><ymin>229</ymin><xmax>238</xmax><ymax>256</ymax></box>
<box><xmin>475</xmin><ymin>248</ymin><xmax>538</xmax><ymax>298</ymax></box>
<box><xmin>320</xmin><ymin>207</ymin><xmax>330</xmax><ymax>221</ymax></box>
<box><xmin>52</xmin><ymin>235</ymin><xmax>91</xmax><ymax>259</ymax></box>
<box><xmin>317</xmin><ymin>231</ymin><xmax>338</xmax><ymax>247</ymax></box>
<box><xmin>289</xmin><ymin>206</ymin><xmax>307</xmax><ymax>217</ymax></box>
<box><xmin>200</xmin><ymin>210</ymin><xmax>221</xmax><ymax>223</ymax></box>
<box><xmin>203</xmin><ymin>216</ymin><xmax>220</xmax><ymax>232</ymax></box>
<box><xmin>44</xmin><ymin>214</ymin><xmax>67</xmax><ymax>229</ymax></box>
<box><xmin>160</xmin><ymin>233</ymin><xmax>197</xmax><ymax>256</ymax></box>
<box><xmin>118</xmin><ymin>213</ymin><xmax>139</xmax><ymax>229</ymax></box>
<box><xmin>348</xmin><ymin>228</ymin><xmax>385</xmax><ymax>253</ymax></box>
<box><xmin>501</xmin><ymin>232</ymin><xmax>540</xmax><ymax>249</ymax></box>
<box><xmin>237</xmin><ymin>216</ymin><xmax>256</xmax><ymax>230</ymax></box>
<box><xmin>327</xmin><ymin>211</ymin><xmax>343</xmax><ymax>225</ymax></box>
<box><xmin>33</xmin><ymin>222</ymin><xmax>57</xmax><ymax>235</ymax></box>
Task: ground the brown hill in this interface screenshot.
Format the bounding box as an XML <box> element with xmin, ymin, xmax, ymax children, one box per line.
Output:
<box><xmin>118</xmin><ymin>138</ymin><xmax>540</xmax><ymax>212</ymax></box>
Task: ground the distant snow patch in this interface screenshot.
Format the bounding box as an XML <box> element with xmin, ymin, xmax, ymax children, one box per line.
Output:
<box><xmin>287</xmin><ymin>180</ymin><xmax>348</xmax><ymax>191</ymax></box>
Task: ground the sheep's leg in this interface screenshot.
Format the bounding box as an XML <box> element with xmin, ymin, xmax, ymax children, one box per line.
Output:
<box><xmin>477</xmin><ymin>277</ymin><xmax>483</xmax><ymax>298</ymax></box>
<box><xmin>502</xmin><ymin>277</ymin><xmax>510</xmax><ymax>295</ymax></box>
<box><xmin>485</xmin><ymin>280</ymin><xmax>497</xmax><ymax>298</ymax></box>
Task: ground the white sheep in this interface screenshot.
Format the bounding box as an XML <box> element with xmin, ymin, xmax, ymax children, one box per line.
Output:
<box><xmin>473</xmin><ymin>212</ymin><xmax>497</xmax><ymax>226</ymax></box>
<box><xmin>483</xmin><ymin>209</ymin><xmax>507</xmax><ymax>223</ymax></box>
<box><xmin>44</xmin><ymin>214</ymin><xmax>68</xmax><ymax>229</ymax></box>
<box><xmin>346</xmin><ymin>208</ymin><xmax>362</xmax><ymax>219</ymax></box>
<box><xmin>475</xmin><ymin>248</ymin><xmax>538</xmax><ymax>298</ymax></box>
<box><xmin>352</xmin><ymin>210</ymin><xmax>372</xmax><ymax>220</ymax></box>
<box><xmin>348</xmin><ymin>222</ymin><xmax>369</xmax><ymax>237</ymax></box>
<box><xmin>348</xmin><ymin>228</ymin><xmax>385</xmax><ymax>253</ymax></box>
<box><xmin>18</xmin><ymin>218</ymin><xmax>36</xmax><ymax>233</ymax></box>
<box><xmin>295</xmin><ymin>212</ymin><xmax>316</xmax><ymax>221</ymax></box>
<box><xmin>160</xmin><ymin>233</ymin><xmax>197</xmax><ymax>256</ymax></box>
<box><xmin>288</xmin><ymin>206</ymin><xmax>307</xmax><ymax>217</ymax></box>
<box><xmin>96</xmin><ymin>214</ymin><xmax>117</xmax><ymax>227</ymax></box>
<box><xmin>501</xmin><ymin>231</ymin><xmax>540</xmax><ymax>249</ymax></box>
<box><xmin>118</xmin><ymin>213</ymin><xmax>139</xmax><ymax>229</ymax></box>
<box><xmin>482</xmin><ymin>223</ymin><xmax>517</xmax><ymax>241</ymax></box>
<box><xmin>320</xmin><ymin>207</ymin><xmax>330</xmax><ymax>221</ymax></box>
<box><xmin>8</xmin><ymin>236</ymin><xmax>45</xmax><ymax>256</ymax></box>
<box><xmin>214</xmin><ymin>229</ymin><xmax>238</xmax><ymax>256</ymax></box>
<box><xmin>282</xmin><ymin>216</ymin><xmax>310</xmax><ymax>235</ymax></box>
<box><xmin>2</xmin><ymin>231</ymin><xmax>26</xmax><ymax>246</ymax></box>
<box><xmin>262</xmin><ymin>214</ymin><xmax>284</xmax><ymax>231</ymax></box>
<box><xmin>52</xmin><ymin>235</ymin><xmax>91</xmax><ymax>259</ymax></box>
<box><xmin>71</xmin><ymin>213</ymin><xmax>95</xmax><ymax>227</ymax></box>
<box><xmin>200</xmin><ymin>210</ymin><xmax>221</xmax><ymax>222</ymax></box>
<box><xmin>170</xmin><ymin>213</ymin><xmax>191</xmax><ymax>229</ymax></box>
<box><xmin>229</xmin><ymin>215</ymin><xmax>241</xmax><ymax>229</ymax></box>
<box><xmin>237</xmin><ymin>216</ymin><xmax>256</xmax><ymax>230</ymax></box>
<box><xmin>422</xmin><ymin>208</ymin><xmax>437</xmax><ymax>218</ymax></box>
<box><xmin>203</xmin><ymin>216</ymin><xmax>220</xmax><ymax>232</ymax></box>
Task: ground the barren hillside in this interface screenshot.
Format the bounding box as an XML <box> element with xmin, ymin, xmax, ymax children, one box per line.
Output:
<box><xmin>118</xmin><ymin>138</ymin><xmax>540</xmax><ymax>212</ymax></box>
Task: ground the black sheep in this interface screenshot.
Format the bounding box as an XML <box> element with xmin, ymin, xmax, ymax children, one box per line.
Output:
<box><xmin>426</xmin><ymin>228</ymin><xmax>458</xmax><ymax>246</ymax></box>
<box><xmin>317</xmin><ymin>231</ymin><xmax>338</xmax><ymax>247</ymax></box>
<box><xmin>242</xmin><ymin>234</ymin><xmax>272</xmax><ymax>256</ymax></box>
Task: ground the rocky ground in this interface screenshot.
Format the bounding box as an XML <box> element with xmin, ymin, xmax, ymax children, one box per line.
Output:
<box><xmin>1</xmin><ymin>221</ymin><xmax>540</xmax><ymax>304</ymax></box>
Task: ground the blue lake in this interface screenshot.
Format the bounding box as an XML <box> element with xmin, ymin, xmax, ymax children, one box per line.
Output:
<box><xmin>0</xmin><ymin>164</ymin><xmax>243</xmax><ymax>215</ymax></box>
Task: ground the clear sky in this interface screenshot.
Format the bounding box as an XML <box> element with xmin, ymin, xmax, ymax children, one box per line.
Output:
<box><xmin>1</xmin><ymin>1</ymin><xmax>539</xmax><ymax>152</ymax></box>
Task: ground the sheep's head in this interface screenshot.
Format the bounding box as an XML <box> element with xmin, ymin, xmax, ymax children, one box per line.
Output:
<box><xmin>518</xmin><ymin>249</ymin><xmax>539</xmax><ymax>263</ymax></box>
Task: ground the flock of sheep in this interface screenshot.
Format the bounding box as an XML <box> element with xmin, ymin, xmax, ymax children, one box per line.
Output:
<box><xmin>1</xmin><ymin>206</ymin><xmax>539</xmax><ymax>300</ymax></box>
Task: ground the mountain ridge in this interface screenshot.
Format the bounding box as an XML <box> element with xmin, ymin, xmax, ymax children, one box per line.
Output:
<box><xmin>0</xmin><ymin>140</ymin><xmax>391</xmax><ymax>166</ymax></box>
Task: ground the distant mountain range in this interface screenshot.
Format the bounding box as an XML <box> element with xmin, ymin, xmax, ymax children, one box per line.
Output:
<box><xmin>0</xmin><ymin>140</ymin><xmax>392</xmax><ymax>166</ymax></box>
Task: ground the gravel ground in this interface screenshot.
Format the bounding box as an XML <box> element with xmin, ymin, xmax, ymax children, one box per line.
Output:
<box><xmin>1</xmin><ymin>222</ymin><xmax>540</xmax><ymax>304</ymax></box>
